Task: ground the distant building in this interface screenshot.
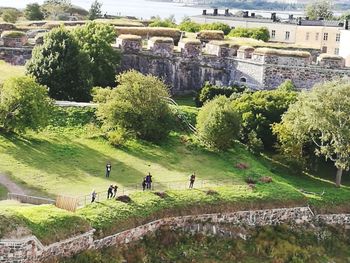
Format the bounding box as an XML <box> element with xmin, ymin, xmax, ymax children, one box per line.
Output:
<box><xmin>339</xmin><ymin>28</ymin><xmax>350</xmax><ymax>67</ymax></box>
<box><xmin>191</xmin><ymin>9</ymin><xmax>349</xmax><ymax>56</ymax></box>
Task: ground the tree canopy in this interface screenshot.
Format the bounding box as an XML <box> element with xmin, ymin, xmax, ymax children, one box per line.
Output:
<box><xmin>73</xmin><ymin>22</ymin><xmax>120</xmax><ymax>87</ymax></box>
<box><xmin>24</xmin><ymin>3</ymin><xmax>44</xmax><ymax>20</ymax></box>
<box><xmin>94</xmin><ymin>70</ymin><xmax>173</xmax><ymax>142</ymax></box>
<box><xmin>0</xmin><ymin>76</ymin><xmax>52</xmax><ymax>133</ymax></box>
<box><xmin>305</xmin><ymin>0</ymin><xmax>333</xmax><ymax>20</ymax></box>
<box><xmin>273</xmin><ymin>79</ymin><xmax>350</xmax><ymax>187</ymax></box>
<box><xmin>88</xmin><ymin>0</ymin><xmax>102</xmax><ymax>20</ymax></box>
<box><xmin>228</xmin><ymin>27</ymin><xmax>270</xmax><ymax>41</ymax></box>
<box><xmin>197</xmin><ymin>96</ymin><xmax>241</xmax><ymax>150</ymax></box>
<box><xmin>41</xmin><ymin>0</ymin><xmax>71</xmax><ymax>19</ymax></box>
<box><xmin>26</xmin><ymin>27</ymin><xmax>92</xmax><ymax>102</ymax></box>
<box><xmin>1</xmin><ymin>9</ymin><xmax>20</xmax><ymax>23</ymax></box>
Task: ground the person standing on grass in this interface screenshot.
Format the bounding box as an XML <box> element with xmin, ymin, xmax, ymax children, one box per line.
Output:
<box><xmin>107</xmin><ymin>185</ymin><xmax>114</xmax><ymax>199</ymax></box>
<box><xmin>146</xmin><ymin>172</ymin><xmax>153</xmax><ymax>189</ymax></box>
<box><xmin>142</xmin><ymin>177</ymin><xmax>147</xmax><ymax>191</ymax></box>
<box><xmin>113</xmin><ymin>184</ymin><xmax>118</xmax><ymax>198</ymax></box>
<box><xmin>189</xmin><ymin>172</ymin><xmax>196</xmax><ymax>189</ymax></box>
<box><xmin>106</xmin><ymin>162</ymin><xmax>112</xmax><ymax>178</ymax></box>
<box><xmin>91</xmin><ymin>189</ymin><xmax>97</xmax><ymax>203</ymax></box>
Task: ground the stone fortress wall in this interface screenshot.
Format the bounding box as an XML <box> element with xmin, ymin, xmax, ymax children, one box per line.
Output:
<box><xmin>116</xmin><ymin>36</ymin><xmax>350</xmax><ymax>93</ymax></box>
<box><xmin>0</xmin><ymin>207</ymin><xmax>349</xmax><ymax>263</ymax></box>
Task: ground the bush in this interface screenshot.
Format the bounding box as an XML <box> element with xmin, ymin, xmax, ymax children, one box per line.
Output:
<box><xmin>247</xmin><ymin>130</ymin><xmax>264</xmax><ymax>154</ymax></box>
<box><xmin>149</xmin><ymin>18</ymin><xmax>177</xmax><ymax>28</ymax></box>
<box><xmin>196</xmin><ymin>82</ymin><xmax>247</xmax><ymax>106</ymax></box>
<box><xmin>94</xmin><ymin>70</ymin><xmax>174</xmax><ymax>142</ymax></box>
<box><xmin>0</xmin><ymin>76</ymin><xmax>52</xmax><ymax>133</ymax></box>
<box><xmin>196</xmin><ymin>96</ymin><xmax>241</xmax><ymax>150</ymax></box>
<box><xmin>107</xmin><ymin>128</ymin><xmax>129</xmax><ymax>147</ymax></box>
<box><xmin>200</xmin><ymin>22</ymin><xmax>231</xmax><ymax>35</ymax></box>
<box><xmin>229</xmin><ymin>27</ymin><xmax>270</xmax><ymax>41</ymax></box>
<box><xmin>2</xmin><ymin>9</ymin><xmax>20</xmax><ymax>24</ymax></box>
<box><xmin>178</xmin><ymin>20</ymin><xmax>201</xmax><ymax>32</ymax></box>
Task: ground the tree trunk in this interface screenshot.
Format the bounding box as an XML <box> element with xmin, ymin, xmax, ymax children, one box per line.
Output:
<box><xmin>335</xmin><ymin>168</ymin><xmax>343</xmax><ymax>188</ymax></box>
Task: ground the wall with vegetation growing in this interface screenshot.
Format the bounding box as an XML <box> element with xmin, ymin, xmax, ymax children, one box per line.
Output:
<box><xmin>0</xmin><ymin>207</ymin><xmax>349</xmax><ymax>263</ymax></box>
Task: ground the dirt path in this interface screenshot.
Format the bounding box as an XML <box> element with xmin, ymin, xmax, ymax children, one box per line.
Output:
<box><xmin>0</xmin><ymin>174</ymin><xmax>26</xmax><ymax>195</ymax></box>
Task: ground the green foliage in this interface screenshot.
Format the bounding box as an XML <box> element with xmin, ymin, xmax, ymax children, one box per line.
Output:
<box><xmin>178</xmin><ymin>20</ymin><xmax>201</xmax><ymax>32</ymax></box>
<box><xmin>88</xmin><ymin>0</ymin><xmax>102</xmax><ymax>20</ymax></box>
<box><xmin>73</xmin><ymin>22</ymin><xmax>120</xmax><ymax>87</ymax></box>
<box><xmin>1</xmin><ymin>9</ymin><xmax>20</xmax><ymax>23</ymax></box>
<box><xmin>0</xmin><ymin>76</ymin><xmax>52</xmax><ymax>133</ymax></box>
<box><xmin>26</xmin><ymin>27</ymin><xmax>93</xmax><ymax>102</ymax></box>
<box><xmin>305</xmin><ymin>0</ymin><xmax>334</xmax><ymax>20</ymax></box>
<box><xmin>228</xmin><ymin>27</ymin><xmax>270</xmax><ymax>41</ymax></box>
<box><xmin>247</xmin><ymin>130</ymin><xmax>264</xmax><ymax>154</ymax></box>
<box><xmin>273</xmin><ymin>79</ymin><xmax>350</xmax><ymax>187</ymax></box>
<box><xmin>200</xmin><ymin>22</ymin><xmax>231</xmax><ymax>35</ymax></box>
<box><xmin>197</xmin><ymin>96</ymin><xmax>241</xmax><ymax>150</ymax></box>
<box><xmin>196</xmin><ymin>82</ymin><xmax>246</xmax><ymax>106</ymax></box>
<box><xmin>94</xmin><ymin>71</ymin><xmax>173</xmax><ymax>142</ymax></box>
<box><xmin>232</xmin><ymin>81</ymin><xmax>297</xmax><ymax>150</ymax></box>
<box><xmin>41</xmin><ymin>0</ymin><xmax>71</xmax><ymax>19</ymax></box>
<box><xmin>1</xmin><ymin>31</ymin><xmax>25</xmax><ymax>38</ymax></box>
<box><xmin>24</xmin><ymin>3</ymin><xmax>44</xmax><ymax>20</ymax></box>
<box><xmin>149</xmin><ymin>16</ymin><xmax>177</xmax><ymax>28</ymax></box>
<box><xmin>48</xmin><ymin>106</ymin><xmax>96</xmax><ymax>128</ymax></box>
<box><xmin>0</xmin><ymin>60</ymin><xmax>25</xmax><ymax>84</ymax></box>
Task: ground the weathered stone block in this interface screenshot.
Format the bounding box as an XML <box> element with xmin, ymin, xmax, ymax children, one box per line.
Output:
<box><xmin>148</xmin><ymin>37</ymin><xmax>174</xmax><ymax>57</ymax></box>
<box><xmin>116</xmin><ymin>34</ymin><xmax>142</xmax><ymax>53</ymax></box>
<box><xmin>179</xmin><ymin>39</ymin><xmax>202</xmax><ymax>58</ymax></box>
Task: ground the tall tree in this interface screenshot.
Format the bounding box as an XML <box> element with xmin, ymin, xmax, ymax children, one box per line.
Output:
<box><xmin>41</xmin><ymin>0</ymin><xmax>71</xmax><ymax>19</ymax></box>
<box><xmin>88</xmin><ymin>0</ymin><xmax>102</xmax><ymax>20</ymax></box>
<box><xmin>273</xmin><ymin>79</ymin><xmax>350</xmax><ymax>187</ymax></box>
<box><xmin>305</xmin><ymin>0</ymin><xmax>334</xmax><ymax>20</ymax></box>
<box><xmin>0</xmin><ymin>76</ymin><xmax>52</xmax><ymax>133</ymax></box>
<box><xmin>73</xmin><ymin>22</ymin><xmax>120</xmax><ymax>87</ymax></box>
<box><xmin>26</xmin><ymin>27</ymin><xmax>92</xmax><ymax>102</ymax></box>
<box><xmin>1</xmin><ymin>9</ymin><xmax>20</xmax><ymax>23</ymax></box>
<box><xmin>24</xmin><ymin>3</ymin><xmax>44</xmax><ymax>20</ymax></box>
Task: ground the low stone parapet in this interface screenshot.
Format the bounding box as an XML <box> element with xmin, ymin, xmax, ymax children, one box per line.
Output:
<box><xmin>147</xmin><ymin>37</ymin><xmax>174</xmax><ymax>57</ymax></box>
<box><xmin>115</xmin><ymin>34</ymin><xmax>142</xmax><ymax>53</ymax></box>
<box><xmin>317</xmin><ymin>54</ymin><xmax>345</xmax><ymax>68</ymax></box>
<box><xmin>237</xmin><ymin>46</ymin><xmax>255</xmax><ymax>59</ymax></box>
<box><xmin>179</xmin><ymin>39</ymin><xmax>202</xmax><ymax>58</ymax></box>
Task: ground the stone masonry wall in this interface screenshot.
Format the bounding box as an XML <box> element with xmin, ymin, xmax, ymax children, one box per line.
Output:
<box><xmin>0</xmin><ymin>47</ymin><xmax>32</xmax><ymax>65</ymax></box>
<box><xmin>0</xmin><ymin>207</ymin><xmax>350</xmax><ymax>263</ymax></box>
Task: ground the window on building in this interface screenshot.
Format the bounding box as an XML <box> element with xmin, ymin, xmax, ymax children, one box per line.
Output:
<box><xmin>315</xmin><ymin>33</ymin><xmax>319</xmax><ymax>40</ymax></box>
<box><xmin>306</xmin><ymin>32</ymin><xmax>310</xmax><ymax>41</ymax></box>
<box><xmin>334</xmin><ymin>48</ymin><xmax>339</xmax><ymax>55</ymax></box>
<box><xmin>285</xmin><ymin>31</ymin><xmax>290</xmax><ymax>40</ymax></box>
<box><xmin>336</xmin><ymin>33</ymin><xmax>340</xmax><ymax>42</ymax></box>
<box><xmin>322</xmin><ymin>46</ymin><xmax>327</xmax><ymax>53</ymax></box>
<box><xmin>271</xmin><ymin>30</ymin><xmax>276</xmax><ymax>39</ymax></box>
<box><xmin>240</xmin><ymin>77</ymin><xmax>247</xmax><ymax>83</ymax></box>
<box><xmin>323</xmin><ymin>33</ymin><xmax>328</xmax><ymax>41</ymax></box>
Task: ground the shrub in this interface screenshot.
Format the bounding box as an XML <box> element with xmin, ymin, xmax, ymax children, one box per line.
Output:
<box><xmin>154</xmin><ymin>192</ymin><xmax>168</xmax><ymax>198</ymax></box>
<box><xmin>196</xmin><ymin>96</ymin><xmax>241</xmax><ymax>150</ymax></box>
<box><xmin>107</xmin><ymin>128</ymin><xmax>129</xmax><ymax>147</ymax></box>
<box><xmin>200</xmin><ymin>22</ymin><xmax>231</xmax><ymax>35</ymax></box>
<box><xmin>0</xmin><ymin>76</ymin><xmax>52</xmax><ymax>133</ymax></box>
<box><xmin>178</xmin><ymin>20</ymin><xmax>201</xmax><ymax>32</ymax></box>
<box><xmin>247</xmin><ymin>130</ymin><xmax>264</xmax><ymax>154</ymax></box>
<box><xmin>149</xmin><ymin>18</ymin><xmax>177</xmax><ymax>28</ymax></box>
<box><xmin>116</xmin><ymin>195</ymin><xmax>132</xmax><ymax>203</ymax></box>
<box><xmin>1</xmin><ymin>31</ymin><xmax>26</xmax><ymax>38</ymax></box>
<box><xmin>94</xmin><ymin>70</ymin><xmax>174</xmax><ymax>142</ymax></box>
<box><xmin>197</xmin><ymin>30</ymin><xmax>224</xmax><ymax>41</ymax></box>
<box><xmin>2</xmin><ymin>9</ymin><xmax>20</xmax><ymax>24</ymax></box>
<box><xmin>196</xmin><ymin>82</ymin><xmax>247</xmax><ymax>106</ymax></box>
<box><xmin>260</xmin><ymin>176</ymin><xmax>273</xmax><ymax>183</ymax></box>
<box><xmin>229</xmin><ymin>27</ymin><xmax>270</xmax><ymax>41</ymax></box>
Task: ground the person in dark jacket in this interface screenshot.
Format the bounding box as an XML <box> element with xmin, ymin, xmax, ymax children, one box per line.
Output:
<box><xmin>106</xmin><ymin>162</ymin><xmax>112</xmax><ymax>178</ymax></box>
<box><xmin>142</xmin><ymin>177</ymin><xmax>147</xmax><ymax>191</ymax></box>
<box><xmin>146</xmin><ymin>172</ymin><xmax>153</xmax><ymax>189</ymax></box>
<box><xmin>189</xmin><ymin>172</ymin><xmax>196</xmax><ymax>189</ymax></box>
<box><xmin>113</xmin><ymin>184</ymin><xmax>118</xmax><ymax>198</ymax></box>
<box><xmin>107</xmin><ymin>185</ymin><xmax>114</xmax><ymax>199</ymax></box>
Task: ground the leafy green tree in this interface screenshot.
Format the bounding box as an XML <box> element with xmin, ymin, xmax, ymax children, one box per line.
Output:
<box><xmin>26</xmin><ymin>27</ymin><xmax>92</xmax><ymax>102</ymax></box>
<box><xmin>2</xmin><ymin>9</ymin><xmax>20</xmax><ymax>23</ymax></box>
<box><xmin>231</xmin><ymin>80</ymin><xmax>297</xmax><ymax>150</ymax></box>
<box><xmin>200</xmin><ymin>22</ymin><xmax>231</xmax><ymax>35</ymax></box>
<box><xmin>88</xmin><ymin>0</ymin><xmax>102</xmax><ymax>20</ymax></box>
<box><xmin>229</xmin><ymin>27</ymin><xmax>270</xmax><ymax>41</ymax></box>
<box><xmin>0</xmin><ymin>76</ymin><xmax>52</xmax><ymax>133</ymax></box>
<box><xmin>305</xmin><ymin>0</ymin><xmax>333</xmax><ymax>20</ymax></box>
<box><xmin>273</xmin><ymin>79</ymin><xmax>350</xmax><ymax>187</ymax></box>
<box><xmin>196</xmin><ymin>96</ymin><xmax>241</xmax><ymax>150</ymax></box>
<box><xmin>24</xmin><ymin>3</ymin><xmax>44</xmax><ymax>20</ymax></box>
<box><xmin>94</xmin><ymin>70</ymin><xmax>173</xmax><ymax>142</ymax></box>
<box><xmin>41</xmin><ymin>0</ymin><xmax>71</xmax><ymax>19</ymax></box>
<box><xmin>178</xmin><ymin>20</ymin><xmax>201</xmax><ymax>32</ymax></box>
<box><xmin>149</xmin><ymin>16</ymin><xmax>177</xmax><ymax>28</ymax></box>
<box><xmin>73</xmin><ymin>22</ymin><xmax>119</xmax><ymax>87</ymax></box>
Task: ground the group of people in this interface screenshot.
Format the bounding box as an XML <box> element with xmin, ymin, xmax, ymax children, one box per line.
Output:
<box><xmin>90</xmin><ymin>162</ymin><xmax>197</xmax><ymax>203</ymax></box>
<box><xmin>142</xmin><ymin>172</ymin><xmax>153</xmax><ymax>191</ymax></box>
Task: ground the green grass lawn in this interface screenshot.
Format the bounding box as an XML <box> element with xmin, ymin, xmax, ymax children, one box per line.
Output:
<box><xmin>0</xmin><ymin>60</ymin><xmax>25</xmax><ymax>84</ymax></box>
<box><xmin>0</xmin><ymin>185</ymin><xmax>7</xmax><ymax>200</ymax></box>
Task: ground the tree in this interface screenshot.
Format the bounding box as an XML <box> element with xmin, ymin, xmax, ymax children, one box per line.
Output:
<box><xmin>200</xmin><ymin>22</ymin><xmax>231</xmax><ymax>35</ymax></box>
<box><xmin>0</xmin><ymin>76</ymin><xmax>52</xmax><ymax>133</ymax></box>
<box><xmin>305</xmin><ymin>0</ymin><xmax>333</xmax><ymax>20</ymax></box>
<box><xmin>94</xmin><ymin>70</ymin><xmax>173</xmax><ymax>142</ymax></box>
<box><xmin>26</xmin><ymin>27</ymin><xmax>92</xmax><ymax>102</ymax></box>
<box><xmin>73</xmin><ymin>22</ymin><xmax>120</xmax><ymax>87</ymax></box>
<box><xmin>24</xmin><ymin>3</ymin><xmax>44</xmax><ymax>20</ymax></box>
<box><xmin>196</xmin><ymin>96</ymin><xmax>241</xmax><ymax>150</ymax></box>
<box><xmin>273</xmin><ymin>79</ymin><xmax>350</xmax><ymax>187</ymax></box>
<box><xmin>2</xmin><ymin>9</ymin><xmax>20</xmax><ymax>23</ymax></box>
<box><xmin>231</xmin><ymin>80</ymin><xmax>297</xmax><ymax>150</ymax></box>
<box><xmin>149</xmin><ymin>16</ymin><xmax>177</xmax><ymax>28</ymax></box>
<box><xmin>88</xmin><ymin>0</ymin><xmax>102</xmax><ymax>20</ymax></box>
<box><xmin>41</xmin><ymin>0</ymin><xmax>71</xmax><ymax>19</ymax></box>
<box><xmin>178</xmin><ymin>20</ymin><xmax>201</xmax><ymax>32</ymax></box>
<box><xmin>229</xmin><ymin>27</ymin><xmax>270</xmax><ymax>41</ymax></box>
